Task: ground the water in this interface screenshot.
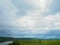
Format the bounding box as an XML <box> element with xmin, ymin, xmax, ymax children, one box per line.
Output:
<box><xmin>0</xmin><ymin>41</ymin><xmax>13</xmax><ymax>45</ymax></box>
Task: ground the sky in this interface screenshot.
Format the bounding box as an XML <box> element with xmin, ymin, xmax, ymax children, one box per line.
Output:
<box><xmin>0</xmin><ymin>0</ymin><xmax>60</xmax><ymax>38</ymax></box>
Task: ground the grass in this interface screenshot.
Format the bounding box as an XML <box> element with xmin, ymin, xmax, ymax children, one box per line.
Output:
<box><xmin>8</xmin><ymin>39</ymin><xmax>60</xmax><ymax>45</ymax></box>
<box><xmin>0</xmin><ymin>37</ymin><xmax>60</xmax><ymax>45</ymax></box>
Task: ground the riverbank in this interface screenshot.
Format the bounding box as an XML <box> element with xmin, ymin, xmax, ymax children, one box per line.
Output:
<box><xmin>0</xmin><ymin>41</ymin><xmax>13</xmax><ymax>45</ymax></box>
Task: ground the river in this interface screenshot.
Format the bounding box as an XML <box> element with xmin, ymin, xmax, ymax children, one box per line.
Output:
<box><xmin>0</xmin><ymin>41</ymin><xmax>13</xmax><ymax>45</ymax></box>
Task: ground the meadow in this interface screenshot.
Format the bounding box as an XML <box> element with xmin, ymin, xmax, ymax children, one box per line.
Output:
<box><xmin>8</xmin><ymin>39</ymin><xmax>60</xmax><ymax>45</ymax></box>
<box><xmin>0</xmin><ymin>37</ymin><xmax>60</xmax><ymax>45</ymax></box>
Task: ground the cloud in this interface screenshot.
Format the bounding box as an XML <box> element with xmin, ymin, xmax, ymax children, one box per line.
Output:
<box><xmin>15</xmin><ymin>0</ymin><xmax>60</xmax><ymax>34</ymax></box>
<box><xmin>16</xmin><ymin>12</ymin><xmax>60</xmax><ymax>34</ymax></box>
<box><xmin>0</xmin><ymin>0</ymin><xmax>17</xmax><ymax>27</ymax></box>
<box><xmin>0</xmin><ymin>0</ymin><xmax>60</xmax><ymax>37</ymax></box>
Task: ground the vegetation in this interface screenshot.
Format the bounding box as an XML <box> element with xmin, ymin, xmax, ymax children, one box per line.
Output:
<box><xmin>8</xmin><ymin>39</ymin><xmax>60</xmax><ymax>45</ymax></box>
<box><xmin>0</xmin><ymin>37</ymin><xmax>14</xmax><ymax>42</ymax></box>
<box><xmin>0</xmin><ymin>37</ymin><xmax>60</xmax><ymax>45</ymax></box>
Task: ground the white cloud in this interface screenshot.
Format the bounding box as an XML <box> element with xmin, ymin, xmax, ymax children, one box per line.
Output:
<box><xmin>0</xmin><ymin>0</ymin><xmax>18</xmax><ymax>27</ymax></box>
<box><xmin>16</xmin><ymin>11</ymin><xmax>60</xmax><ymax>34</ymax></box>
<box><xmin>39</xmin><ymin>0</ymin><xmax>52</xmax><ymax>11</ymax></box>
<box><xmin>15</xmin><ymin>0</ymin><xmax>60</xmax><ymax>34</ymax></box>
<box><xmin>0</xmin><ymin>0</ymin><xmax>60</xmax><ymax>35</ymax></box>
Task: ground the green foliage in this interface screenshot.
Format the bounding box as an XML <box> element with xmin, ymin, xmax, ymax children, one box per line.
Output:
<box><xmin>0</xmin><ymin>37</ymin><xmax>14</xmax><ymax>42</ymax></box>
<box><xmin>8</xmin><ymin>41</ymin><xmax>20</xmax><ymax>45</ymax></box>
<box><xmin>8</xmin><ymin>43</ymin><xmax>12</xmax><ymax>45</ymax></box>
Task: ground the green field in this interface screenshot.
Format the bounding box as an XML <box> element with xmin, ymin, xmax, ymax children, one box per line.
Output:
<box><xmin>8</xmin><ymin>39</ymin><xmax>60</xmax><ymax>45</ymax></box>
<box><xmin>0</xmin><ymin>37</ymin><xmax>60</xmax><ymax>45</ymax></box>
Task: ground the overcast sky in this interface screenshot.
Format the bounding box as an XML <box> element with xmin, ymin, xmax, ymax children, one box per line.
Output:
<box><xmin>0</xmin><ymin>0</ymin><xmax>60</xmax><ymax>38</ymax></box>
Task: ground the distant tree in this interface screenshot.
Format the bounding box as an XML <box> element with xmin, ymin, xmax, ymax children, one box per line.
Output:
<box><xmin>8</xmin><ymin>43</ymin><xmax>12</xmax><ymax>45</ymax></box>
<box><xmin>8</xmin><ymin>41</ymin><xmax>20</xmax><ymax>45</ymax></box>
<box><xmin>39</xmin><ymin>40</ymin><xmax>41</xmax><ymax>43</ymax></box>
